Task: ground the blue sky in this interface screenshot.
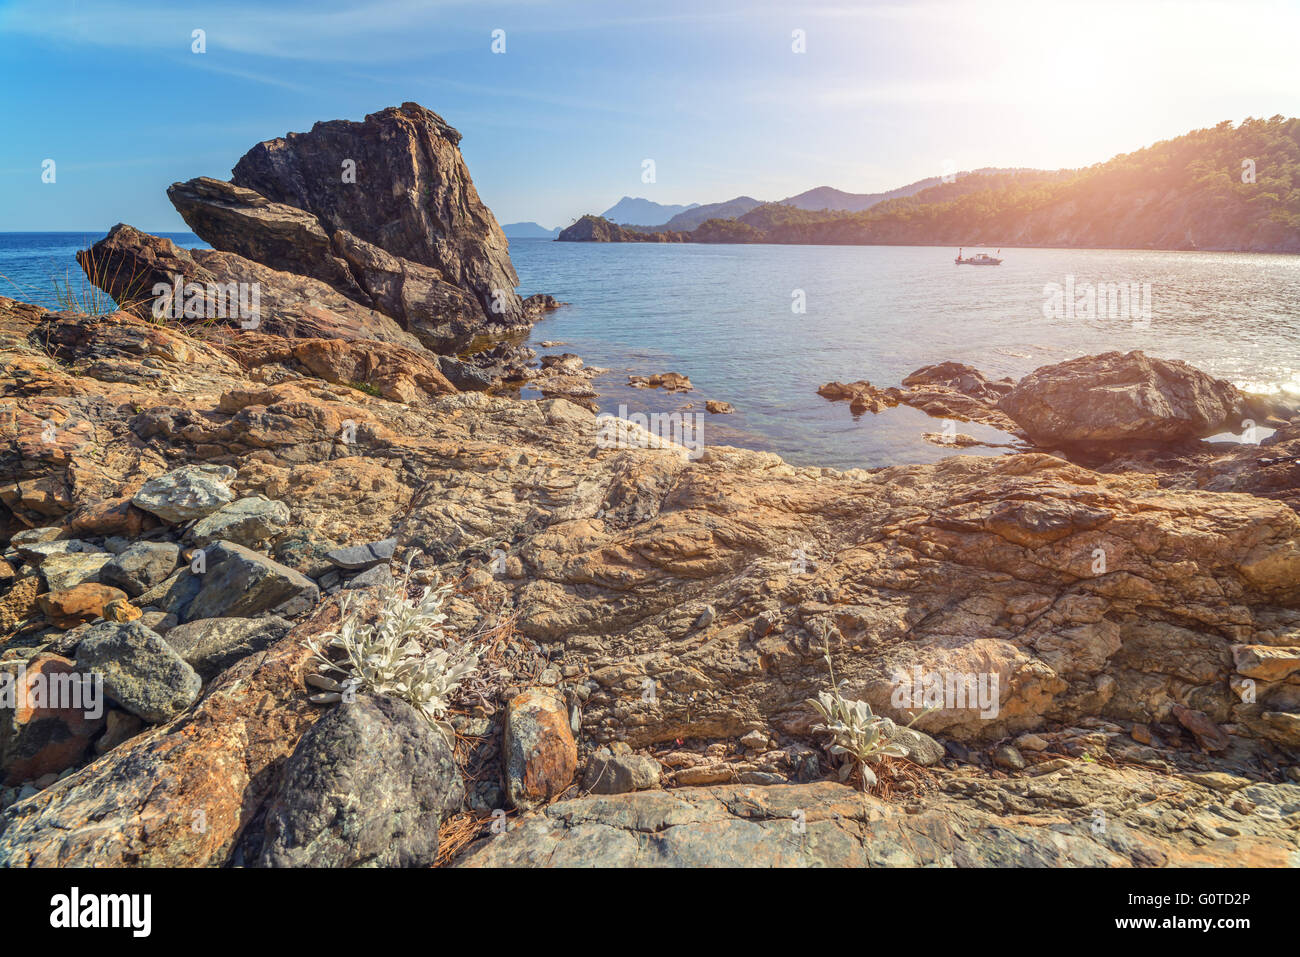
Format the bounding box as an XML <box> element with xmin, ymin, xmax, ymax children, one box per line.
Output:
<box><xmin>2</xmin><ymin>0</ymin><xmax>1298</xmax><ymax>232</ymax></box>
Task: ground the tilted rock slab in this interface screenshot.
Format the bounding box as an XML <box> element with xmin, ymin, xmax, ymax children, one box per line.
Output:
<box><xmin>456</xmin><ymin>770</ymin><xmax>1300</xmax><ymax>867</ymax></box>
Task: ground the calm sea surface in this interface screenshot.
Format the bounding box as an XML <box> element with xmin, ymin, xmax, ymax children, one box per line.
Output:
<box><xmin>0</xmin><ymin>231</ymin><xmax>210</xmax><ymax>309</ymax></box>
<box><xmin>4</xmin><ymin>233</ymin><xmax>1297</xmax><ymax>469</ymax></box>
<box><xmin>510</xmin><ymin>240</ymin><xmax>1300</xmax><ymax>467</ymax></box>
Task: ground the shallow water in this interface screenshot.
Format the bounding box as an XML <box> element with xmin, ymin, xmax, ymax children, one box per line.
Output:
<box><xmin>511</xmin><ymin>240</ymin><xmax>1300</xmax><ymax>468</ymax></box>
<box><xmin>4</xmin><ymin>233</ymin><xmax>1296</xmax><ymax>470</ymax></box>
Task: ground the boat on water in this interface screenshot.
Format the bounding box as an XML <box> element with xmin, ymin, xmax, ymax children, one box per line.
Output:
<box><xmin>955</xmin><ymin>248</ymin><xmax>1002</xmax><ymax>265</ymax></box>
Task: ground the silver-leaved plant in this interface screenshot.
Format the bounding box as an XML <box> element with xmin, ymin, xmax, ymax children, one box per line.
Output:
<box><xmin>306</xmin><ymin>565</ymin><xmax>479</xmax><ymax>744</ymax></box>
<box><xmin>807</xmin><ymin>648</ymin><xmax>910</xmax><ymax>790</ymax></box>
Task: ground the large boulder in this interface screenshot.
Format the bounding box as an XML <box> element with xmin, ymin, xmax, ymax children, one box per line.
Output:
<box><xmin>168</xmin><ymin>178</ymin><xmax>488</xmax><ymax>350</ymax></box>
<box><xmin>230</xmin><ymin>102</ymin><xmax>522</xmax><ymax>323</ymax></box>
<box><xmin>998</xmin><ymin>351</ymin><xmax>1253</xmax><ymax>446</ymax></box>
<box><xmin>166</xmin><ymin>177</ymin><xmax>372</xmax><ymax>302</ymax></box>
<box><xmin>166</xmin><ymin>175</ymin><xmax>371</xmax><ymax>300</ymax></box>
<box><xmin>259</xmin><ymin>694</ymin><xmax>462</xmax><ymax>867</ymax></box>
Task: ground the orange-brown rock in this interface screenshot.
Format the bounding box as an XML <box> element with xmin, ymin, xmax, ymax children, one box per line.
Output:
<box><xmin>38</xmin><ymin>583</ymin><xmax>128</xmax><ymax>629</ymax></box>
<box><xmin>503</xmin><ymin>687</ymin><xmax>578</xmax><ymax>810</ymax></box>
<box><xmin>0</xmin><ymin>654</ymin><xmax>105</xmax><ymax>784</ymax></box>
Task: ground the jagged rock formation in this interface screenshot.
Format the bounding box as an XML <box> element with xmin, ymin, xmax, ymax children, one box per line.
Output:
<box><xmin>85</xmin><ymin>104</ymin><xmax>563</xmax><ymax>354</ymax></box>
<box><xmin>80</xmin><ymin>224</ymin><xmax>420</xmax><ymax>346</ymax></box>
<box><xmin>229</xmin><ymin>103</ymin><xmax>523</xmax><ymax>323</ymax></box>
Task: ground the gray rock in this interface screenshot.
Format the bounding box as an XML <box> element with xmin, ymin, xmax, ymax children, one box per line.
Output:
<box><xmin>993</xmin><ymin>744</ymin><xmax>1026</xmax><ymax>771</ymax></box>
<box><xmin>132</xmin><ymin>464</ymin><xmax>236</xmax><ymax>524</ymax></box>
<box><xmin>183</xmin><ymin>542</ymin><xmax>319</xmax><ymax>622</ymax></box>
<box><xmin>325</xmin><ymin>537</ymin><xmax>397</xmax><ymax>571</ymax></box>
<box><xmin>343</xmin><ymin>563</ymin><xmax>393</xmax><ymax>590</ymax></box>
<box><xmin>582</xmin><ymin>750</ymin><xmax>661</xmax><ymax>794</ymax></box>
<box><xmin>102</xmin><ymin>536</ymin><xmax>133</xmax><ymax>555</ymax></box>
<box><xmin>259</xmin><ymin>695</ymin><xmax>463</xmax><ymax>867</ymax></box>
<box><xmin>273</xmin><ymin>538</ymin><xmax>335</xmax><ymax>578</ymax></box>
<box><xmin>882</xmin><ymin>723</ymin><xmax>946</xmax><ymax>767</ymax></box>
<box><xmin>164</xmin><ymin>615</ymin><xmax>293</xmax><ymax>680</ymax></box>
<box><xmin>100</xmin><ymin>542</ymin><xmax>180</xmax><ymax>597</ymax></box>
<box><xmin>39</xmin><ymin>552</ymin><xmax>112</xmax><ymax>592</ymax></box>
<box><xmin>139</xmin><ymin>611</ymin><xmax>178</xmax><ymax>636</ymax></box>
<box><xmin>188</xmin><ymin>496</ymin><xmax>291</xmax><ymax>547</ymax></box>
<box><xmin>14</xmin><ymin>539</ymin><xmax>98</xmax><ymax>563</ymax></box>
<box><xmin>435</xmin><ymin>355</ymin><xmax>494</xmax><ymax>392</ymax></box>
<box><xmin>74</xmin><ymin>621</ymin><xmax>202</xmax><ymax>724</ymax></box>
<box><xmin>135</xmin><ymin>567</ymin><xmax>202</xmax><ymax>617</ymax></box>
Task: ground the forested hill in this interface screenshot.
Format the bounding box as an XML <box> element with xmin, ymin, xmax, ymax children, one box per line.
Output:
<box><xmin>559</xmin><ymin>118</ymin><xmax>1300</xmax><ymax>253</ymax></box>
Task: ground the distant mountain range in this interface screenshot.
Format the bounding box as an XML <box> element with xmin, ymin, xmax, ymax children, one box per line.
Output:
<box><xmin>600</xmin><ymin>197</ymin><xmax>699</xmax><ymax>226</ymax></box>
<box><xmin>561</xmin><ymin>172</ymin><xmax>1026</xmax><ymax>234</ymax></box>
<box><xmin>557</xmin><ymin>118</ymin><xmax>1300</xmax><ymax>254</ymax></box>
<box><xmin>502</xmin><ymin>221</ymin><xmax>561</xmax><ymax>239</ymax></box>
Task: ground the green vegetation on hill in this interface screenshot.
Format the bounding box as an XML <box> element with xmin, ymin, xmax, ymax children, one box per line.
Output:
<box><xmin>559</xmin><ymin>118</ymin><xmax>1300</xmax><ymax>252</ymax></box>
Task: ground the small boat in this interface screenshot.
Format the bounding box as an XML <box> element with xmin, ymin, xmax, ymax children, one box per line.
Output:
<box><xmin>955</xmin><ymin>248</ymin><xmax>1002</xmax><ymax>265</ymax></box>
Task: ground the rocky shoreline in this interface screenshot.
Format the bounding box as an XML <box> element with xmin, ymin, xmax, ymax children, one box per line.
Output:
<box><xmin>1</xmin><ymin>103</ymin><xmax>1299</xmax><ymax>868</ymax></box>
